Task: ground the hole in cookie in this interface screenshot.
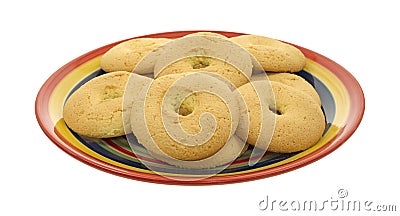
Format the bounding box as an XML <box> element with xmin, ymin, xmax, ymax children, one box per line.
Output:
<box><xmin>102</xmin><ymin>85</ymin><xmax>122</xmax><ymax>100</ymax></box>
<box><xmin>269</xmin><ymin>106</ymin><xmax>282</xmax><ymax>115</ymax></box>
<box><xmin>190</xmin><ymin>56</ymin><xmax>210</xmax><ymax>69</ymax></box>
<box><xmin>177</xmin><ymin>94</ymin><xmax>197</xmax><ymax>116</ymax></box>
<box><xmin>192</xmin><ymin>62</ymin><xmax>209</xmax><ymax>69</ymax></box>
<box><xmin>178</xmin><ymin>107</ymin><xmax>192</xmax><ymax>116</ymax></box>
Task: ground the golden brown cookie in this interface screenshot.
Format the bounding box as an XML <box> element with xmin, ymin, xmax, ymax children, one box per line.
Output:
<box><xmin>235</xmin><ymin>81</ymin><xmax>325</xmax><ymax>153</ymax></box>
<box><xmin>148</xmin><ymin>136</ymin><xmax>248</xmax><ymax>169</ymax></box>
<box><xmin>183</xmin><ymin>31</ymin><xmax>228</xmax><ymax>38</ymax></box>
<box><xmin>230</xmin><ymin>35</ymin><xmax>306</xmax><ymax>72</ymax></box>
<box><xmin>153</xmin><ymin>35</ymin><xmax>253</xmax><ymax>87</ymax></box>
<box><xmin>63</xmin><ymin>71</ymin><xmax>130</xmax><ymax>138</ymax></box>
<box><xmin>122</xmin><ymin>73</ymin><xmax>154</xmax><ymax>133</ymax></box>
<box><xmin>63</xmin><ymin>71</ymin><xmax>152</xmax><ymax>138</ymax></box>
<box><xmin>100</xmin><ymin>38</ymin><xmax>172</xmax><ymax>74</ymax></box>
<box><xmin>155</xmin><ymin>56</ymin><xmax>249</xmax><ymax>88</ymax></box>
<box><xmin>267</xmin><ymin>72</ymin><xmax>321</xmax><ymax>106</ymax></box>
<box><xmin>130</xmin><ymin>72</ymin><xmax>240</xmax><ymax>161</ymax></box>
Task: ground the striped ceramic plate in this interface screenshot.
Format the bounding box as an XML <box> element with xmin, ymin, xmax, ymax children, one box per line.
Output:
<box><xmin>35</xmin><ymin>31</ymin><xmax>364</xmax><ymax>185</ymax></box>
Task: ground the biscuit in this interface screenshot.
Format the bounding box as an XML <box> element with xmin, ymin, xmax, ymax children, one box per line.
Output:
<box><xmin>148</xmin><ymin>136</ymin><xmax>248</xmax><ymax>169</ymax></box>
<box><xmin>230</xmin><ymin>35</ymin><xmax>306</xmax><ymax>72</ymax></box>
<box><xmin>130</xmin><ymin>72</ymin><xmax>240</xmax><ymax>161</ymax></box>
<box><xmin>153</xmin><ymin>35</ymin><xmax>253</xmax><ymax>86</ymax></box>
<box><xmin>100</xmin><ymin>38</ymin><xmax>172</xmax><ymax>74</ymax></box>
<box><xmin>122</xmin><ymin>73</ymin><xmax>154</xmax><ymax>133</ymax></box>
<box><xmin>63</xmin><ymin>71</ymin><xmax>152</xmax><ymax>138</ymax></box>
<box><xmin>183</xmin><ymin>31</ymin><xmax>228</xmax><ymax>38</ymax></box>
<box><xmin>156</xmin><ymin>56</ymin><xmax>249</xmax><ymax>87</ymax></box>
<box><xmin>236</xmin><ymin>81</ymin><xmax>325</xmax><ymax>153</ymax></box>
<box><xmin>267</xmin><ymin>73</ymin><xmax>321</xmax><ymax>106</ymax></box>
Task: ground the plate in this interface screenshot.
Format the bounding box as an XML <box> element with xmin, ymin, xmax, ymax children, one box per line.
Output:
<box><xmin>35</xmin><ymin>31</ymin><xmax>365</xmax><ymax>185</ymax></box>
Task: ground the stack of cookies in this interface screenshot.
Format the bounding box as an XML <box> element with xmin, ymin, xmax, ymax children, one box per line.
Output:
<box><xmin>63</xmin><ymin>32</ymin><xmax>325</xmax><ymax>169</ymax></box>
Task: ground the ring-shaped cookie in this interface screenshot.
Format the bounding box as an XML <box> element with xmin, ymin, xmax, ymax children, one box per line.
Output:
<box><xmin>100</xmin><ymin>38</ymin><xmax>172</xmax><ymax>74</ymax></box>
<box><xmin>148</xmin><ymin>135</ymin><xmax>248</xmax><ymax>169</ymax></box>
<box><xmin>267</xmin><ymin>72</ymin><xmax>321</xmax><ymax>106</ymax></box>
<box><xmin>183</xmin><ymin>31</ymin><xmax>228</xmax><ymax>38</ymax></box>
<box><xmin>63</xmin><ymin>71</ymin><xmax>131</xmax><ymax>138</ymax></box>
<box><xmin>156</xmin><ymin>56</ymin><xmax>249</xmax><ymax>88</ymax></box>
<box><xmin>153</xmin><ymin>36</ymin><xmax>253</xmax><ymax>83</ymax></box>
<box><xmin>130</xmin><ymin>72</ymin><xmax>240</xmax><ymax>161</ymax></box>
<box><xmin>236</xmin><ymin>81</ymin><xmax>325</xmax><ymax>153</ymax></box>
<box><xmin>230</xmin><ymin>35</ymin><xmax>306</xmax><ymax>72</ymax></box>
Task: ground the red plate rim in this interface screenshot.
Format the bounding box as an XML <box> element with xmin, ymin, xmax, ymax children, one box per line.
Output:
<box><xmin>35</xmin><ymin>30</ymin><xmax>365</xmax><ymax>185</ymax></box>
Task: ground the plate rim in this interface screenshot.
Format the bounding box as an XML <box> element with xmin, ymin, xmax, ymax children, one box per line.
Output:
<box><xmin>35</xmin><ymin>30</ymin><xmax>365</xmax><ymax>185</ymax></box>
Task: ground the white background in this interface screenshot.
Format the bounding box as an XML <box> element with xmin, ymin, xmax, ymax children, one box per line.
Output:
<box><xmin>1</xmin><ymin>0</ymin><xmax>399</xmax><ymax>215</ymax></box>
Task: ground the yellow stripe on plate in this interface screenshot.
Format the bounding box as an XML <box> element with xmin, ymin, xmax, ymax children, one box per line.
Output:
<box><xmin>49</xmin><ymin>56</ymin><xmax>102</xmax><ymax>123</ymax></box>
<box><xmin>55</xmin><ymin>119</ymin><xmax>156</xmax><ymax>174</ymax></box>
<box><xmin>304</xmin><ymin>59</ymin><xmax>350</xmax><ymax>127</ymax></box>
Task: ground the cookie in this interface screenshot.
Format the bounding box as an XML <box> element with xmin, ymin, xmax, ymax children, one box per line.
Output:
<box><xmin>153</xmin><ymin>35</ymin><xmax>253</xmax><ymax>86</ymax></box>
<box><xmin>235</xmin><ymin>81</ymin><xmax>325</xmax><ymax>153</ymax></box>
<box><xmin>63</xmin><ymin>71</ymin><xmax>152</xmax><ymax>138</ymax></box>
<box><xmin>183</xmin><ymin>31</ymin><xmax>228</xmax><ymax>38</ymax></box>
<box><xmin>156</xmin><ymin>56</ymin><xmax>249</xmax><ymax>88</ymax></box>
<box><xmin>100</xmin><ymin>38</ymin><xmax>172</xmax><ymax>74</ymax></box>
<box><xmin>230</xmin><ymin>35</ymin><xmax>306</xmax><ymax>72</ymax></box>
<box><xmin>267</xmin><ymin>73</ymin><xmax>321</xmax><ymax>106</ymax></box>
<box><xmin>148</xmin><ymin>136</ymin><xmax>248</xmax><ymax>169</ymax></box>
<box><xmin>122</xmin><ymin>73</ymin><xmax>154</xmax><ymax>133</ymax></box>
<box><xmin>130</xmin><ymin>72</ymin><xmax>240</xmax><ymax>161</ymax></box>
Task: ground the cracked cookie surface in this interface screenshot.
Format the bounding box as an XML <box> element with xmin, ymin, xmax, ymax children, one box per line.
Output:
<box><xmin>100</xmin><ymin>38</ymin><xmax>172</xmax><ymax>73</ymax></box>
<box><xmin>63</xmin><ymin>71</ymin><xmax>130</xmax><ymax>138</ymax></box>
<box><xmin>230</xmin><ymin>35</ymin><xmax>306</xmax><ymax>72</ymax></box>
<box><xmin>267</xmin><ymin>72</ymin><xmax>321</xmax><ymax>106</ymax></box>
<box><xmin>236</xmin><ymin>81</ymin><xmax>325</xmax><ymax>153</ymax></box>
<box><xmin>156</xmin><ymin>56</ymin><xmax>249</xmax><ymax>88</ymax></box>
